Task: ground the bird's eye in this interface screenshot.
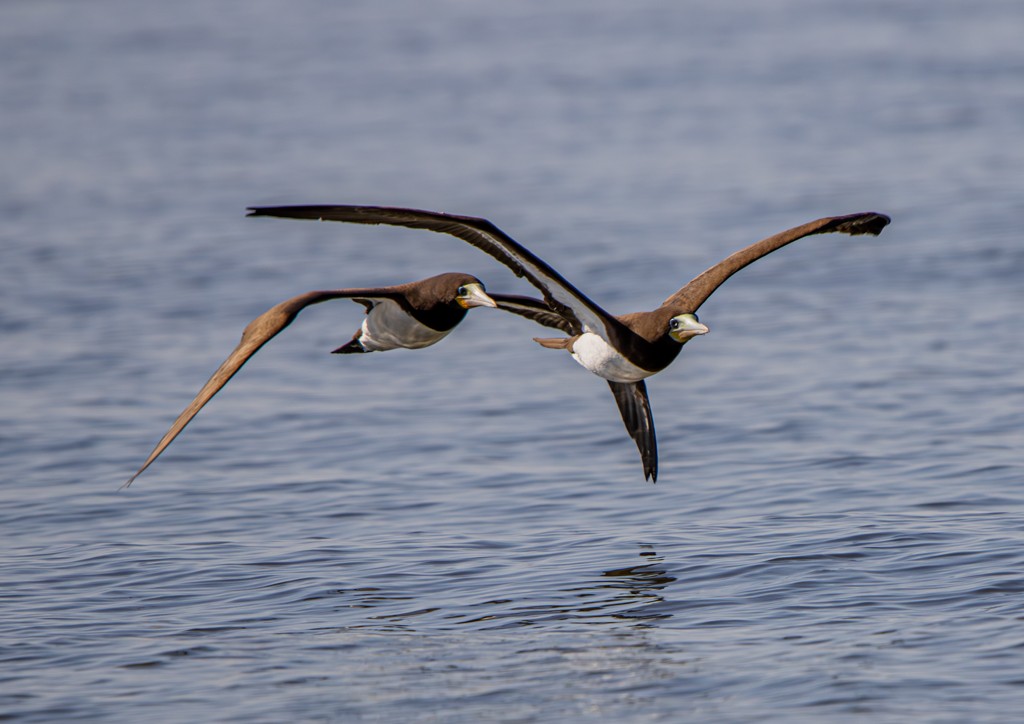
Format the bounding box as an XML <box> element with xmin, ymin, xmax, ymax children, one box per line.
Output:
<box><xmin>669</xmin><ymin>319</ymin><xmax>680</xmax><ymax>330</ymax></box>
<box><xmin>457</xmin><ymin>286</ymin><xmax>467</xmax><ymax>296</ymax></box>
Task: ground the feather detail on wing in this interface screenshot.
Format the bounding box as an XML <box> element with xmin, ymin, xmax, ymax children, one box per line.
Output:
<box><xmin>607</xmin><ymin>380</ymin><xmax>658</xmax><ymax>482</ymax></box>
<box><xmin>662</xmin><ymin>212</ymin><xmax>891</xmax><ymax>313</ymax></box>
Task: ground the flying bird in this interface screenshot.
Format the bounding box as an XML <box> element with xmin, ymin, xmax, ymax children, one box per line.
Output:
<box><xmin>247</xmin><ymin>205</ymin><xmax>891</xmax><ymax>482</ymax></box>
<box><xmin>126</xmin><ymin>272</ymin><xmax>562</xmax><ymax>486</ymax></box>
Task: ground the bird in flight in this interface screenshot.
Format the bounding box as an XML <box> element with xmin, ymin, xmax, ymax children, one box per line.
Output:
<box><xmin>126</xmin><ymin>272</ymin><xmax>562</xmax><ymax>486</ymax></box>
<box><xmin>247</xmin><ymin>205</ymin><xmax>891</xmax><ymax>481</ymax></box>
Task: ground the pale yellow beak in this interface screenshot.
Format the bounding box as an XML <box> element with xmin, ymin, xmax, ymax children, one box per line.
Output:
<box><xmin>669</xmin><ymin>313</ymin><xmax>709</xmax><ymax>343</ymax></box>
<box><xmin>457</xmin><ymin>282</ymin><xmax>498</xmax><ymax>309</ymax></box>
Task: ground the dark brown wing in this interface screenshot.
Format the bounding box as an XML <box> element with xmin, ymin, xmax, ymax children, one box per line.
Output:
<box><xmin>124</xmin><ymin>287</ymin><xmax>404</xmax><ymax>487</ymax></box>
<box><xmin>247</xmin><ymin>205</ymin><xmax>636</xmax><ymax>347</ymax></box>
<box><xmin>489</xmin><ymin>293</ymin><xmax>575</xmax><ymax>334</ymax></box>
<box><xmin>607</xmin><ymin>380</ymin><xmax>658</xmax><ymax>482</ymax></box>
<box><xmin>661</xmin><ymin>212</ymin><xmax>891</xmax><ymax>313</ymax></box>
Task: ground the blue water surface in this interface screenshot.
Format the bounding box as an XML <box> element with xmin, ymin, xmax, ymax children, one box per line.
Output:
<box><xmin>1</xmin><ymin>0</ymin><xmax>1022</xmax><ymax>721</ymax></box>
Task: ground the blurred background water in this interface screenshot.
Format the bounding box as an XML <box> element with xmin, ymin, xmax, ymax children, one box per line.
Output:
<box><xmin>1</xmin><ymin>0</ymin><xmax>1022</xmax><ymax>720</ymax></box>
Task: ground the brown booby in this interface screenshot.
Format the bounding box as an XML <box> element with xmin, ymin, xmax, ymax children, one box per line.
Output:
<box><xmin>126</xmin><ymin>272</ymin><xmax>562</xmax><ymax>486</ymax></box>
<box><xmin>247</xmin><ymin>206</ymin><xmax>891</xmax><ymax>482</ymax></box>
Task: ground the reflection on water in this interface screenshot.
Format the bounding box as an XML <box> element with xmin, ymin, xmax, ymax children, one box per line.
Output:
<box><xmin>590</xmin><ymin>549</ymin><xmax>677</xmax><ymax>622</ymax></box>
<box><xmin>459</xmin><ymin>547</ymin><xmax>679</xmax><ymax>628</ymax></box>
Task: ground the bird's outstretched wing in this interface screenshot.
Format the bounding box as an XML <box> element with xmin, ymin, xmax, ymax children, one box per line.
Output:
<box><xmin>247</xmin><ymin>205</ymin><xmax>636</xmax><ymax>347</ymax></box>
<box><xmin>662</xmin><ymin>212</ymin><xmax>891</xmax><ymax>313</ymax></box>
<box><xmin>124</xmin><ymin>287</ymin><xmax>403</xmax><ymax>487</ymax></box>
<box><xmin>607</xmin><ymin>380</ymin><xmax>658</xmax><ymax>482</ymax></box>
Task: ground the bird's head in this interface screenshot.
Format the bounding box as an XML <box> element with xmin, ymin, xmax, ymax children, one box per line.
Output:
<box><xmin>667</xmin><ymin>313</ymin><xmax>709</xmax><ymax>343</ymax></box>
<box><xmin>453</xmin><ymin>277</ymin><xmax>498</xmax><ymax>309</ymax></box>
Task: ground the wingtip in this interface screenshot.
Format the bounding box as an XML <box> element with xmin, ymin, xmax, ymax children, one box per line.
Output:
<box><xmin>838</xmin><ymin>212</ymin><xmax>891</xmax><ymax>237</ymax></box>
<box><xmin>245</xmin><ymin>206</ymin><xmax>329</xmax><ymax>222</ymax></box>
<box><xmin>863</xmin><ymin>212</ymin><xmax>891</xmax><ymax>235</ymax></box>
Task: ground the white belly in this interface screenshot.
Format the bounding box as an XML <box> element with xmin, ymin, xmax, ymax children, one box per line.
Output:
<box><xmin>359</xmin><ymin>299</ymin><xmax>450</xmax><ymax>352</ymax></box>
<box><xmin>570</xmin><ymin>332</ymin><xmax>653</xmax><ymax>383</ymax></box>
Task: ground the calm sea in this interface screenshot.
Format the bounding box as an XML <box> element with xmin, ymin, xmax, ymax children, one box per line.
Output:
<box><xmin>2</xmin><ymin>0</ymin><xmax>1022</xmax><ymax>720</ymax></box>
